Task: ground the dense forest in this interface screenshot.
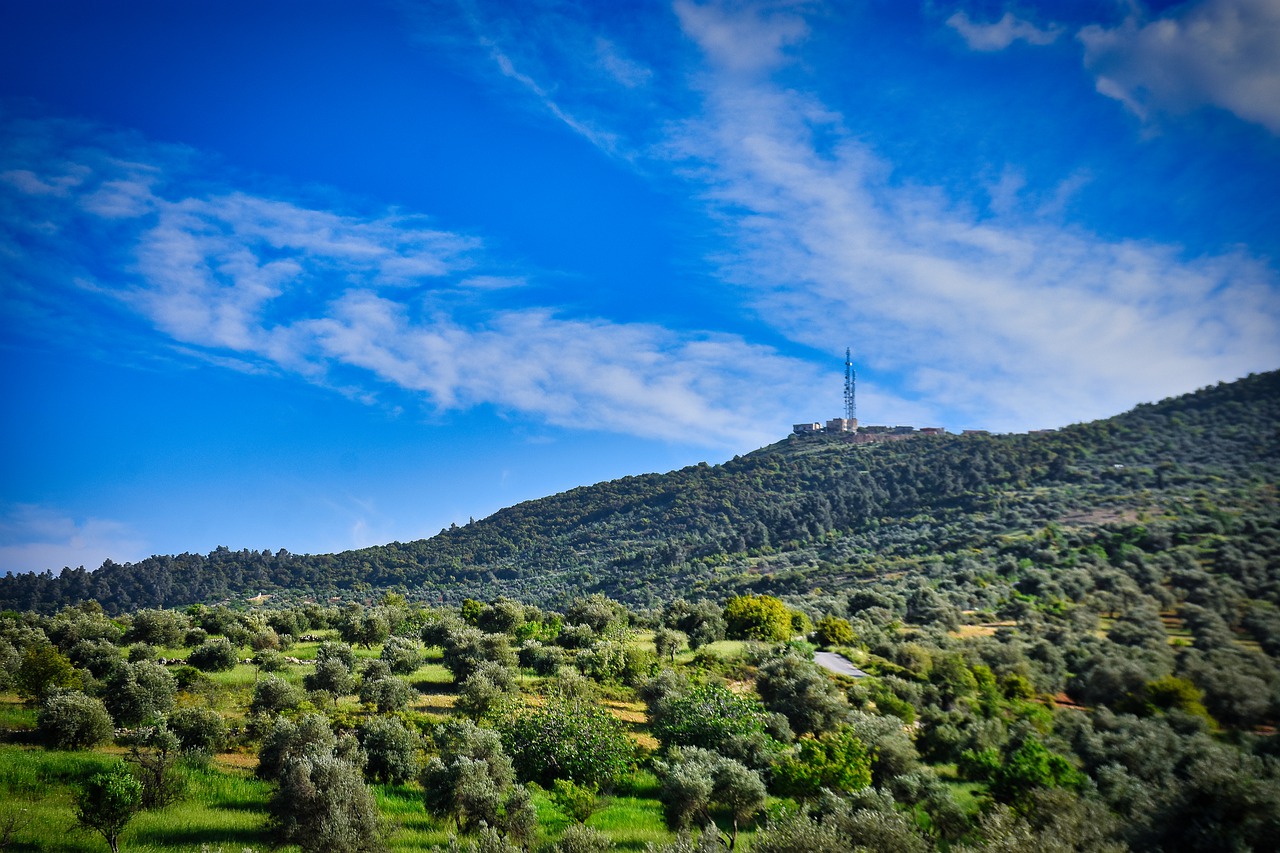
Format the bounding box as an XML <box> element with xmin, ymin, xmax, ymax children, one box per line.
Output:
<box><xmin>4</xmin><ymin>370</ymin><xmax>1277</xmax><ymax>616</ymax></box>
<box><xmin>1</xmin><ymin>371</ymin><xmax>1278</xmax><ymax>850</ymax></box>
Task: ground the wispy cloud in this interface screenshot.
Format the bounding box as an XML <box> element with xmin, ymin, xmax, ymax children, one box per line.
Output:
<box><xmin>664</xmin><ymin>2</ymin><xmax>1280</xmax><ymax>431</ymax></box>
<box><xmin>0</xmin><ymin>111</ymin><xmax>822</xmax><ymax>449</ymax></box>
<box><xmin>1079</xmin><ymin>0</ymin><xmax>1280</xmax><ymax>134</ymax></box>
<box><xmin>947</xmin><ymin>10</ymin><xmax>1063</xmax><ymax>51</ymax></box>
<box><xmin>0</xmin><ymin>504</ymin><xmax>148</xmax><ymax>573</ymax></box>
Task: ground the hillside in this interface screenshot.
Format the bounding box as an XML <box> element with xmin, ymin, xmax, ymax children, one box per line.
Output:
<box><xmin>3</xmin><ymin>370</ymin><xmax>1278</xmax><ymax>615</ymax></box>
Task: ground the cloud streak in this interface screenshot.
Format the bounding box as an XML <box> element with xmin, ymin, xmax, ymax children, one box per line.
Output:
<box><xmin>0</xmin><ymin>112</ymin><xmax>823</xmax><ymax>449</ymax></box>
<box><xmin>947</xmin><ymin>10</ymin><xmax>1062</xmax><ymax>51</ymax></box>
<box><xmin>663</xmin><ymin>2</ymin><xmax>1280</xmax><ymax>430</ymax></box>
<box><xmin>0</xmin><ymin>504</ymin><xmax>147</xmax><ymax>574</ymax></box>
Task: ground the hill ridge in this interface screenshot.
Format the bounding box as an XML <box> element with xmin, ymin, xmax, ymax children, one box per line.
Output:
<box><xmin>2</xmin><ymin>370</ymin><xmax>1277</xmax><ymax>614</ymax></box>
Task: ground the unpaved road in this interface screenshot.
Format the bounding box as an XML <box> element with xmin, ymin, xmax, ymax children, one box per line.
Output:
<box><xmin>814</xmin><ymin>651</ymin><xmax>869</xmax><ymax>678</ymax></box>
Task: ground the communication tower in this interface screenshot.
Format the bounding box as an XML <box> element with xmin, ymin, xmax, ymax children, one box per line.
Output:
<box><xmin>844</xmin><ymin>347</ymin><xmax>856</xmax><ymax>422</ymax></box>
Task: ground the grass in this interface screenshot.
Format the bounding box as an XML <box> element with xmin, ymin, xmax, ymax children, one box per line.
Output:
<box><xmin>0</xmin><ymin>745</ymin><xmax>282</xmax><ymax>852</ymax></box>
<box><xmin>0</xmin><ymin>695</ymin><xmax>36</xmax><ymax>730</ymax></box>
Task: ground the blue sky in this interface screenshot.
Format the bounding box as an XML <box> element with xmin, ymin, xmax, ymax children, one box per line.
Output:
<box><xmin>2</xmin><ymin>0</ymin><xmax>1278</xmax><ymax>574</ymax></box>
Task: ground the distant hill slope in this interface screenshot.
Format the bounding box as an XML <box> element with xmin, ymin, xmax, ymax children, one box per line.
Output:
<box><xmin>3</xmin><ymin>371</ymin><xmax>1277</xmax><ymax>614</ymax></box>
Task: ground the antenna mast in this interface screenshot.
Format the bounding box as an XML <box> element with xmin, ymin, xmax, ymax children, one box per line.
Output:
<box><xmin>844</xmin><ymin>347</ymin><xmax>856</xmax><ymax>423</ymax></box>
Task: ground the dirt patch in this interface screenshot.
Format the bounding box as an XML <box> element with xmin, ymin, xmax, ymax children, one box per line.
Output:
<box><xmin>1059</xmin><ymin>507</ymin><xmax>1147</xmax><ymax>525</ymax></box>
<box><xmin>951</xmin><ymin>622</ymin><xmax>1016</xmax><ymax>639</ymax></box>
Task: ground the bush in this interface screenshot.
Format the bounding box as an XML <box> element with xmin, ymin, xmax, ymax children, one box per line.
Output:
<box><xmin>772</xmin><ymin>728</ymin><xmax>873</xmax><ymax>798</ymax></box>
<box><xmin>380</xmin><ymin>635</ymin><xmax>423</xmax><ymax>674</ymax></box>
<box><xmin>38</xmin><ymin>689</ymin><xmax>113</xmax><ymax>749</ymax></box>
<box><xmin>188</xmin><ymin>637</ymin><xmax>238</xmax><ymax>672</ymax></box>
<box><xmin>724</xmin><ymin>595</ymin><xmax>793</xmax><ymax>642</ymax></box>
<box><xmin>359</xmin><ymin>675</ymin><xmax>415</xmax><ymax>714</ymax></box>
<box><xmin>550</xmin><ymin>778</ymin><xmax>599</xmax><ymax>823</ymax></box>
<box><xmin>104</xmin><ymin>660</ymin><xmax>177</xmax><ymax>727</ymax></box>
<box><xmin>258</xmin><ymin>713</ymin><xmax>338</xmax><ymax>781</ymax></box>
<box><xmin>75</xmin><ymin>764</ymin><xmax>142</xmax><ymax>853</ymax></box>
<box><xmin>551</xmin><ymin>823</ymin><xmax>613</xmax><ymax>853</ymax></box>
<box><xmin>251</xmin><ymin>674</ymin><xmax>304</xmax><ymax>717</ymax></box>
<box><xmin>501</xmin><ymin>702</ymin><xmax>632</xmax><ymax>788</ymax></box>
<box><xmin>169</xmin><ymin>706</ymin><xmax>228</xmax><ymax>754</ymax></box>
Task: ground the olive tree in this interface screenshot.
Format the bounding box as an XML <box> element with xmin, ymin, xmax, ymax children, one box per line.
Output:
<box><xmin>271</xmin><ymin>754</ymin><xmax>387</xmax><ymax>853</ymax></box>
<box><xmin>38</xmin><ymin>689</ymin><xmax>112</xmax><ymax>749</ymax></box>
<box><xmin>359</xmin><ymin>716</ymin><xmax>421</xmax><ymax>785</ymax></box>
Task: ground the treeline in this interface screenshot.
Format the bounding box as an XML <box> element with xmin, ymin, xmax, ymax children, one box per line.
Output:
<box><xmin>2</xmin><ymin>370</ymin><xmax>1277</xmax><ymax>616</ymax></box>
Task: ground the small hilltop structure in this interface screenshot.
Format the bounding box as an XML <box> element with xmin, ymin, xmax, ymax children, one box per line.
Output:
<box><xmin>792</xmin><ymin>348</ymin><xmax>948</xmax><ymax>444</ymax></box>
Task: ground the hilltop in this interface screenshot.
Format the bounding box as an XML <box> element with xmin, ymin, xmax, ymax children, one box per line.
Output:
<box><xmin>2</xmin><ymin>370</ymin><xmax>1277</xmax><ymax>615</ymax></box>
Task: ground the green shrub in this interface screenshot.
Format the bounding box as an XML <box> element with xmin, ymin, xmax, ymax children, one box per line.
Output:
<box><xmin>169</xmin><ymin>706</ymin><xmax>228</xmax><ymax>753</ymax></box>
<box><xmin>38</xmin><ymin>689</ymin><xmax>113</xmax><ymax>749</ymax></box>
<box><xmin>501</xmin><ymin>702</ymin><xmax>632</xmax><ymax>789</ymax></box>
<box><xmin>188</xmin><ymin>637</ymin><xmax>238</xmax><ymax>672</ymax></box>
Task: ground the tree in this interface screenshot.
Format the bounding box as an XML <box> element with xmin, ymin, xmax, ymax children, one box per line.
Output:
<box><xmin>500</xmin><ymin>702</ymin><xmax>633</xmax><ymax>789</ymax></box>
<box><xmin>271</xmin><ymin>754</ymin><xmax>387</xmax><ymax>853</ymax></box>
<box><xmin>420</xmin><ymin>719</ymin><xmax>533</xmax><ymax>840</ymax></box>
<box><xmin>305</xmin><ymin>657</ymin><xmax>356</xmax><ymax>703</ymax></box>
<box><xmin>723</xmin><ymin>595</ymin><xmax>793</xmax><ymax>642</ymax></box>
<box><xmin>124</xmin><ymin>609</ymin><xmax>186</xmax><ymax>647</ymax></box>
<box><xmin>75</xmin><ymin>764</ymin><xmax>142</xmax><ymax>853</ymax></box>
<box><xmin>646</xmin><ymin>682</ymin><xmax>777</xmax><ymax>765</ymax></box>
<box><xmin>187</xmin><ymin>637</ymin><xmax>237</xmax><ymax>672</ymax></box>
<box><xmin>755</xmin><ymin>653</ymin><xmax>848</xmax><ymax>736</ymax></box>
<box><xmin>814</xmin><ymin>616</ymin><xmax>854</xmax><ymax>648</ymax></box>
<box><xmin>338</xmin><ymin>606</ymin><xmax>390</xmax><ymax>649</ymax></box>
<box><xmin>104</xmin><ymin>660</ymin><xmax>176</xmax><ymax>727</ymax></box>
<box><xmin>455</xmin><ymin>662</ymin><xmax>519</xmax><ymax>719</ymax></box>
<box><xmin>258</xmin><ymin>713</ymin><xmax>338</xmax><ymax>781</ymax></box>
<box><xmin>771</xmin><ymin>728</ymin><xmax>873</xmax><ymax>798</ymax></box>
<box><xmin>38</xmin><ymin>689</ymin><xmax>113</xmax><ymax>749</ymax></box>
<box><xmin>564</xmin><ymin>595</ymin><xmax>629</xmax><ymax>635</ymax></box>
<box><xmin>664</xmin><ymin>599</ymin><xmax>726</xmax><ymax>650</ymax></box>
<box><xmin>16</xmin><ymin>644</ymin><xmax>78</xmax><ymax>702</ymax></box>
<box><xmin>657</xmin><ymin>747</ymin><xmax>766</xmax><ymax>850</ymax></box>
<box><xmin>380</xmin><ymin>635</ymin><xmax>423</xmax><ymax>674</ymax></box>
<box><xmin>169</xmin><ymin>706</ymin><xmax>227</xmax><ymax>754</ymax></box>
<box><xmin>441</xmin><ymin>627</ymin><xmax>517</xmax><ymax>682</ymax></box>
<box><xmin>121</xmin><ymin>723</ymin><xmax>185</xmax><ymax>809</ymax></box>
<box><xmin>654</xmin><ymin>628</ymin><xmax>686</xmax><ymax>664</ymax></box>
<box><xmin>359</xmin><ymin>674</ymin><xmax>415</xmax><ymax>714</ymax></box>
<box><xmin>359</xmin><ymin>716</ymin><xmax>421</xmax><ymax>785</ymax></box>
<box><xmin>250</xmin><ymin>674</ymin><xmax>304</xmax><ymax>718</ymax></box>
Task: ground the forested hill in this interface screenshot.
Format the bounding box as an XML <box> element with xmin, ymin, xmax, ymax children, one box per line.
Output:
<box><xmin>4</xmin><ymin>370</ymin><xmax>1278</xmax><ymax>615</ymax></box>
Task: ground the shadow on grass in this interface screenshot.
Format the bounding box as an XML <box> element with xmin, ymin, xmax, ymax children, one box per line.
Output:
<box><xmin>412</xmin><ymin>678</ymin><xmax>457</xmax><ymax>695</ymax></box>
<box><xmin>132</xmin><ymin>825</ymin><xmax>268</xmax><ymax>846</ymax></box>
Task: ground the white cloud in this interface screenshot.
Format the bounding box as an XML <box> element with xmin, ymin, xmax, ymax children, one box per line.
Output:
<box><xmin>673</xmin><ymin>0</ymin><xmax>810</xmax><ymax>74</ymax></box>
<box><xmin>0</xmin><ymin>114</ymin><xmax>825</xmax><ymax>450</ymax></box>
<box><xmin>0</xmin><ymin>504</ymin><xmax>148</xmax><ymax>573</ymax></box>
<box><xmin>947</xmin><ymin>10</ymin><xmax>1063</xmax><ymax>51</ymax></box>
<box><xmin>1079</xmin><ymin>0</ymin><xmax>1280</xmax><ymax>133</ymax></box>
<box><xmin>668</xmin><ymin>4</ymin><xmax>1280</xmax><ymax>431</ymax></box>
